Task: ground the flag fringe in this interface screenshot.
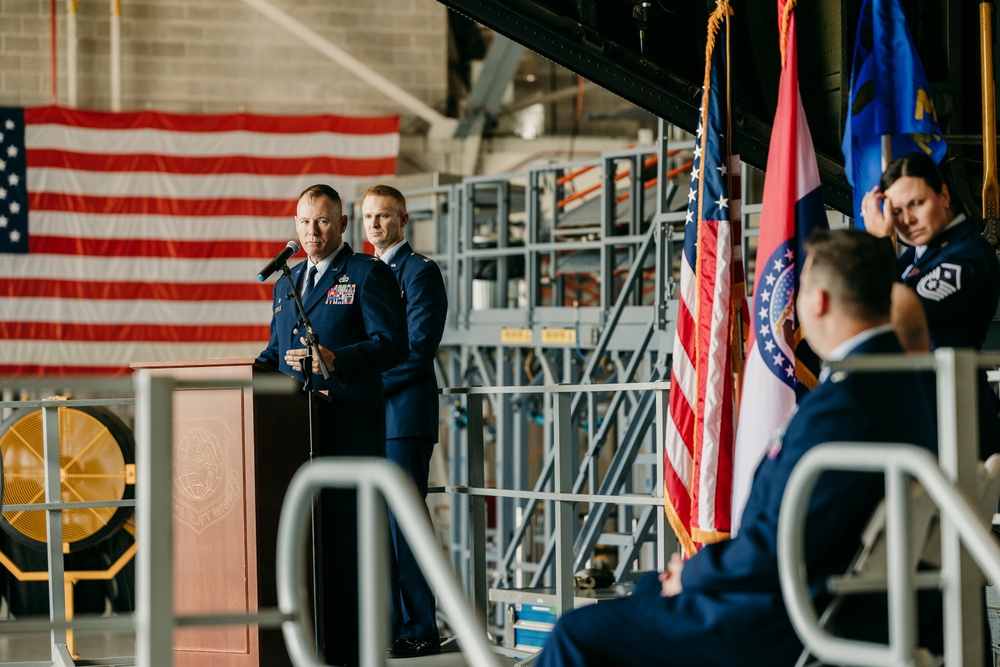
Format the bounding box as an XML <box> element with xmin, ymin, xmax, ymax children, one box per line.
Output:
<box><xmin>664</xmin><ymin>499</ymin><xmax>699</xmax><ymax>558</ymax></box>
<box><xmin>691</xmin><ymin>526</ymin><xmax>731</xmax><ymax>545</ymax></box>
<box><xmin>703</xmin><ymin>1</ymin><xmax>733</xmax><ymax>92</ymax></box>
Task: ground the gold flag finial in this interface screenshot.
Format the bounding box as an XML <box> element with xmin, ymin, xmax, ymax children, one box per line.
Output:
<box><xmin>780</xmin><ymin>0</ymin><xmax>798</xmax><ymax>69</ymax></box>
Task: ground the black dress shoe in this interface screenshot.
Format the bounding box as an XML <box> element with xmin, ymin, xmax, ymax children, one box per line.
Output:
<box><xmin>386</xmin><ymin>636</ymin><xmax>441</xmax><ymax>658</ymax></box>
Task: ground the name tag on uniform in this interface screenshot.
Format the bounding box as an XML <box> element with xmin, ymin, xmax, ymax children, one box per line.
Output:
<box><xmin>327</xmin><ymin>284</ymin><xmax>356</xmax><ymax>305</ymax></box>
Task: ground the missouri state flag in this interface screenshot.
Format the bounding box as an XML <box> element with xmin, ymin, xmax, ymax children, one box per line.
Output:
<box><xmin>842</xmin><ymin>0</ymin><xmax>946</xmax><ymax>226</ymax></box>
<box><xmin>730</xmin><ymin>0</ymin><xmax>827</xmax><ymax>529</ymax></box>
<box><xmin>664</xmin><ymin>0</ymin><xmax>747</xmax><ymax>556</ymax></box>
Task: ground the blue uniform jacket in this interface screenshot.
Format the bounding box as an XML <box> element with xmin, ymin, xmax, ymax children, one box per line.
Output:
<box><xmin>257</xmin><ymin>243</ymin><xmax>408</xmax><ymax>396</ymax></box>
<box><xmin>899</xmin><ymin>218</ymin><xmax>1000</xmax><ymax>460</ymax></box>
<box><xmin>677</xmin><ymin>331</ymin><xmax>936</xmax><ymax>665</ymax></box>
<box><xmin>382</xmin><ymin>242</ymin><xmax>448</xmax><ymax>441</ymax></box>
<box><xmin>898</xmin><ymin>217</ymin><xmax>1000</xmax><ymax>350</ymax></box>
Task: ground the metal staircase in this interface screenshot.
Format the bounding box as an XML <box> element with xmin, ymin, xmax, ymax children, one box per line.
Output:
<box><xmin>343</xmin><ymin>121</ymin><xmax>834</xmax><ymax>646</ymax></box>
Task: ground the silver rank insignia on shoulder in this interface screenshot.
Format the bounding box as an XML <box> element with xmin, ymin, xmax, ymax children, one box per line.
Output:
<box><xmin>339</xmin><ymin>275</ymin><xmax>350</xmax><ymax>283</ymax></box>
<box><xmin>767</xmin><ymin>424</ymin><xmax>787</xmax><ymax>460</ymax></box>
<box><xmin>766</xmin><ymin>406</ymin><xmax>799</xmax><ymax>460</ymax></box>
<box><xmin>916</xmin><ymin>262</ymin><xmax>962</xmax><ymax>302</ymax></box>
<box><xmin>829</xmin><ymin>370</ymin><xmax>848</xmax><ymax>384</ymax></box>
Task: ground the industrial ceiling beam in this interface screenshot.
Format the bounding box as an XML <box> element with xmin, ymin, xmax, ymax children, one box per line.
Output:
<box><xmin>439</xmin><ymin>0</ymin><xmax>853</xmax><ymax>213</ymax></box>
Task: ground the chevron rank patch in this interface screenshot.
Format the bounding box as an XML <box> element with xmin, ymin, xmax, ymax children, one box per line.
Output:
<box><xmin>916</xmin><ymin>263</ymin><xmax>962</xmax><ymax>302</ymax></box>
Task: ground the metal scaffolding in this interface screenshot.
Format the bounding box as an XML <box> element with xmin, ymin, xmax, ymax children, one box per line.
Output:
<box><xmin>344</xmin><ymin>120</ymin><xmax>851</xmax><ymax>646</ymax></box>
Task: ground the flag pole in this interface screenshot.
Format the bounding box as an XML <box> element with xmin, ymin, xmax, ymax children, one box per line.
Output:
<box><xmin>723</xmin><ymin>0</ymin><xmax>746</xmax><ymax>421</ymax></box>
<box><xmin>880</xmin><ymin>135</ymin><xmax>892</xmax><ymax>171</ymax></box>
<box><xmin>980</xmin><ymin>1</ymin><xmax>999</xmax><ymax>248</ymax></box>
<box><xmin>880</xmin><ymin>135</ymin><xmax>898</xmax><ymax>252</ymax></box>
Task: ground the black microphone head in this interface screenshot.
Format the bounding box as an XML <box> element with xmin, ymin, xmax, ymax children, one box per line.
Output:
<box><xmin>257</xmin><ymin>240</ymin><xmax>302</xmax><ymax>281</ymax></box>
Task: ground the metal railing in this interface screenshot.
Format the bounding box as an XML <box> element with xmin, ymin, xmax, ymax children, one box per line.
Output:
<box><xmin>275</xmin><ymin>458</ymin><xmax>503</xmax><ymax>667</ymax></box>
<box><xmin>777</xmin><ymin>347</ymin><xmax>1000</xmax><ymax>667</ymax></box>
<box><xmin>778</xmin><ymin>443</ymin><xmax>1000</xmax><ymax>667</ymax></box>
<box><xmin>0</xmin><ymin>382</ymin><xmax>136</xmax><ymax>667</ymax></box>
<box><xmin>0</xmin><ymin>374</ymin><xmax>504</xmax><ymax>667</ymax></box>
<box><xmin>442</xmin><ymin>380</ymin><xmax>671</xmax><ymax>629</ymax></box>
<box><xmin>135</xmin><ymin>371</ymin><xmax>504</xmax><ymax>667</ymax></box>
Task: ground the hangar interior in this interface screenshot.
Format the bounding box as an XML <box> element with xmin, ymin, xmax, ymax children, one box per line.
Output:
<box><xmin>2</xmin><ymin>0</ymin><xmax>1000</xmax><ymax>666</ymax></box>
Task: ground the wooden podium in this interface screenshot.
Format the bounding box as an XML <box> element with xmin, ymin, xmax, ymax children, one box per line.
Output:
<box><xmin>131</xmin><ymin>359</ymin><xmax>311</xmax><ymax>667</ymax></box>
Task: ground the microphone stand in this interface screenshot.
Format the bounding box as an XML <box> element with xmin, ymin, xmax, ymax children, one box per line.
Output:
<box><xmin>279</xmin><ymin>262</ymin><xmax>332</xmax><ymax>654</ymax></box>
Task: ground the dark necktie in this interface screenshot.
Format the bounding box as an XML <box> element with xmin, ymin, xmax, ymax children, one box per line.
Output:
<box><xmin>303</xmin><ymin>265</ymin><xmax>318</xmax><ymax>300</ymax></box>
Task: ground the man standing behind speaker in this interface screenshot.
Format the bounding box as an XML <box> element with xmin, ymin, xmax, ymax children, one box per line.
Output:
<box><xmin>258</xmin><ymin>183</ymin><xmax>408</xmax><ymax>667</ymax></box>
<box><xmin>362</xmin><ymin>184</ymin><xmax>448</xmax><ymax>659</ymax></box>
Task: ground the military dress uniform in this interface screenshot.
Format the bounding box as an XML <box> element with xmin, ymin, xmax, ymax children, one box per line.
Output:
<box><xmin>379</xmin><ymin>241</ymin><xmax>449</xmax><ymax>649</ymax></box>
<box><xmin>899</xmin><ymin>215</ymin><xmax>1000</xmax><ymax>350</ymax></box>
<box><xmin>258</xmin><ymin>242</ymin><xmax>408</xmax><ymax>667</ymax></box>
<box><xmin>536</xmin><ymin>331</ymin><xmax>936</xmax><ymax>667</ymax></box>
<box><xmin>898</xmin><ymin>215</ymin><xmax>1000</xmax><ymax>460</ymax></box>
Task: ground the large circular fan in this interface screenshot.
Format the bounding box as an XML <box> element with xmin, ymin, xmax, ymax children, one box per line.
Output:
<box><xmin>0</xmin><ymin>405</ymin><xmax>134</xmax><ymax>552</ymax></box>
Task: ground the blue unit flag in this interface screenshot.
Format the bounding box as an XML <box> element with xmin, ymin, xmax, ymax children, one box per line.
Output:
<box><xmin>842</xmin><ymin>0</ymin><xmax>946</xmax><ymax>227</ymax></box>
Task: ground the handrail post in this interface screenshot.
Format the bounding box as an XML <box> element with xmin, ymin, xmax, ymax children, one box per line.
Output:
<box><xmin>884</xmin><ymin>463</ymin><xmax>917</xmax><ymax>666</ymax></box>
<box><xmin>654</xmin><ymin>384</ymin><xmax>669</xmax><ymax>571</ymax></box>
<box><xmin>935</xmin><ymin>348</ymin><xmax>984</xmax><ymax>667</ymax></box>
<box><xmin>41</xmin><ymin>403</ymin><xmax>70</xmax><ymax>661</ymax></box>
<box><xmin>358</xmin><ymin>479</ymin><xmax>388</xmax><ymax>667</ymax></box>
<box><xmin>467</xmin><ymin>393</ymin><xmax>489</xmax><ymax>629</ymax></box>
<box><xmin>134</xmin><ymin>371</ymin><xmax>175</xmax><ymax>667</ymax></box>
<box><xmin>553</xmin><ymin>392</ymin><xmax>574</xmax><ymax>617</ymax></box>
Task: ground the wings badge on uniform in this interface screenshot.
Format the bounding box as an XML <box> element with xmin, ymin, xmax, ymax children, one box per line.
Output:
<box><xmin>916</xmin><ymin>262</ymin><xmax>962</xmax><ymax>302</ymax></box>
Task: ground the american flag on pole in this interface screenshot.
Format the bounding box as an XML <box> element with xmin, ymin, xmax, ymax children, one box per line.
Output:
<box><xmin>665</xmin><ymin>0</ymin><xmax>746</xmax><ymax>556</ymax></box>
<box><xmin>0</xmin><ymin>106</ymin><xmax>398</xmax><ymax>377</ymax></box>
<box><xmin>730</xmin><ymin>0</ymin><xmax>827</xmax><ymax>530</ymax></box>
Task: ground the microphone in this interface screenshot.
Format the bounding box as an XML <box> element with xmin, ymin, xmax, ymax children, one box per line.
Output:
<box><xmin>257</xmin><ymin>240</ymin><xmax>300</xmax><ymax>281</ymax></box>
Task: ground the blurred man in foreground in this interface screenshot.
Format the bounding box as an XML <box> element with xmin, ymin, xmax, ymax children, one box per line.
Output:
<box><xmin>537</xmin><ymin>230</ymin><xmax>936</xmax><ymax>667</ymax></box>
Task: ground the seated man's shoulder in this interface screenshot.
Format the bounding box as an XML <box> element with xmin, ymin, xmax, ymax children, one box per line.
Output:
<box><xmin>832</xmin><ymin>367</ymin><xmax>925</xmax><ymax>403</ymax></box>
<box><xmin>803</xmin><ymin>369</ymin><xmax>930</xmax><ymax>425</ymax></box>
<box><xmin>811</xmin><ymin>369</ymin><xmax>934</xmax><ymax>446</ymax></box>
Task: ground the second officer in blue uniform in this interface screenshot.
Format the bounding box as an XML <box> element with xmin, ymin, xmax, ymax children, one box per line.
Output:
<box><xmin>362</xmin><ymin>184</ymin><xmax>449</xmax><ymax>659</ymax></box>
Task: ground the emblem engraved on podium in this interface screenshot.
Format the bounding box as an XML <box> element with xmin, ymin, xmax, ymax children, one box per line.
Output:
<box><xmin>172</xmin><ymin>420</ymin><xmax>242</xmax><ymax>535</ymax></box>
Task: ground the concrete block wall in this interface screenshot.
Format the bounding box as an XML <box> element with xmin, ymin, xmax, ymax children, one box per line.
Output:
<box><xmin>1</xmin><ymin>0</ymin><xmax>449</xmax><ymax>117</ymax></box>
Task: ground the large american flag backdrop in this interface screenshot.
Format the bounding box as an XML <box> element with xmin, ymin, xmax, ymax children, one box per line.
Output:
<box><xmin>0</xmin><ymin>106</ymin><xmax>398</xmax><ymax>377</ymax></box>
<box><xmin>664</xmin><ymin>0</ymin><xmax>746</xmax><ymax>556</ymax></box>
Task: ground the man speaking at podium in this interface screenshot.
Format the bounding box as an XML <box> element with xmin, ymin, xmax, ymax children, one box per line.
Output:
<box><xmin>258</xmin><ymin>183</ymin><xmax>408</xmax><ymax>667</ymax></box>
